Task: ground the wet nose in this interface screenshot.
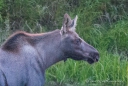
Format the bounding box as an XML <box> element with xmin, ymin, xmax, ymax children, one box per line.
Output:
<box><xmin>90</xmin><ymin>51</ymin><xmax>99</xmax><ymax>62</ymax></box>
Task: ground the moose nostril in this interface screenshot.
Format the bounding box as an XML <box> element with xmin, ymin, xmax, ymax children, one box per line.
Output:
<box><xmin>95</xmin><ymin>55</ymin><xmax>99</xmax><ymax>61</ymax></box>
<box><xmin>95</xmin><ymin>52</ymin><xmax>99</xmax><ymax>61</ymax></box>
<box><xmin>90</xmin><ymin>52</ymin><xmax>99</xmax><ymax>62</ymax></box>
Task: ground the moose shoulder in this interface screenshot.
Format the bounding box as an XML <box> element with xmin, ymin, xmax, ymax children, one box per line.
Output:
<box><xmin>0</xmin><ymin>13</ymin><xmax>99</xmax><ymax>86</ymax></box>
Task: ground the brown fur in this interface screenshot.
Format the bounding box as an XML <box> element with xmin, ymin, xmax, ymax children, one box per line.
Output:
<box><xmin>2</xmin><ymin>31</ymin><xmax>37</xmax><ymax>53</ymax></box>
<box><xmin>1</xmin><ymin>30</ymin><xmax>58</xmax><ymax>53</ymax></box>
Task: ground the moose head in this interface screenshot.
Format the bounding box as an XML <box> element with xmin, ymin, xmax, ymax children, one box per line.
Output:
<box><xmin>60</xmin><ymin>13</ymin><xmax>99</xmax><ymax>64</ymax></box>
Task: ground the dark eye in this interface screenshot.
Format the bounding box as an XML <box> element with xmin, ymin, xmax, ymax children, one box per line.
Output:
<box><xmin>74</xmin><ymin>38</ymin><xmax>81</xmax><ymax>45</ymax></box>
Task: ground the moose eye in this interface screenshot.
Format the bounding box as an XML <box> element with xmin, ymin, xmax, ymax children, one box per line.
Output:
<box><xmin>74</xmin><ymin>38</ymin><xmax>81</xmax><ymax>45</ymax></box>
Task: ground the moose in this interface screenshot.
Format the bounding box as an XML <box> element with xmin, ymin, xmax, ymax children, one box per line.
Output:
<box><xmin>0</xmin><ymin>13</ymin><xmax>99</xmax><ymax>86</ymax></box>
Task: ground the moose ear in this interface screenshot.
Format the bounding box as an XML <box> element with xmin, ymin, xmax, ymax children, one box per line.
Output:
<box><xmin>70</xmin><ymin>15</ymin><xmax>78</xmax><ymax>31</ymax></box>
<box><xmin>60</xmin><ymin>13</ymin><xmax>72</xmax><ymax>35</ymax></box>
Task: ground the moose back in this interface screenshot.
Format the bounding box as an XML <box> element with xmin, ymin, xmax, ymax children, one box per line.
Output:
<box><xmin>0</xmin><ymin>13</ymin><xmax>99</xmax><ymax>86</ymax></box>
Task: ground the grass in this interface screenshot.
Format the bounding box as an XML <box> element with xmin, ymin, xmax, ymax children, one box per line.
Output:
<box><xmin>45</xmin><ymin>49</ymin><xmax>127</xmax><ymax>86</ymax></box>
<box><xmin>45</xmin><ymin>18</ymin><xmax>128</xmax><ymax>86</ymax></box>
<box><xmin>0</xmin><ymin>0</ymin><xmax>128</xmax><ymax>86</ymax></box>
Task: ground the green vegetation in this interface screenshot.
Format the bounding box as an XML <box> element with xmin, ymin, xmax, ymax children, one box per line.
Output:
<box><xmin>0</xmin><ymin>0</ymin><xmax>128</xmax><ymax>85</ymax></box>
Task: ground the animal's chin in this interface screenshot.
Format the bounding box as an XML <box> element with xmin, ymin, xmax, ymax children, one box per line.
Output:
<box><xmin>71</xmin><ymin>57</ymin><xmax>95</xmax><ymax>64</ymax></box>
<box><xmin>69</xmin><ymin>55</ymin><xmax>98</xmax><ymax>64</ymax></box>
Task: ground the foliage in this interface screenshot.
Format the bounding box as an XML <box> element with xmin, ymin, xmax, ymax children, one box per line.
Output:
<box><xmin>46</xmin><ymin>50</ymin><xmax>127</xmax><ymax>86</ymax></box>
<box><xmin>0</xmin><ymin>0</ymin><xmax>128</xmax><ymax>85</ymax></box>
<box><xmin>1</xmin><ymin>0</ymin><xmax>78</xmax><ymax>32</ymax></box>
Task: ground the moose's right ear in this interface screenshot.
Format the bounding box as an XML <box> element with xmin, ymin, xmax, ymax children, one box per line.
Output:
<box><xmin>60</xmin><ymin>13</ymin><xmax>72</xmax><ymax>35</ymax></box>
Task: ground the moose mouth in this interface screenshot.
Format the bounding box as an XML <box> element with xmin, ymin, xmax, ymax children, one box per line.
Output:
<box><xmin>86</xmin><ymin>58</ymin><xmax>95</xmax><ymax>64</ymax></box>
<box><xmin>84</xmin><ymin>56</ymin><xmax>99</xmax><ymax>64</ymax></box>
<box><xmin>83</xmin><ymin>52</ymin><xmax>99</xmax><ymax>64</ymax></box>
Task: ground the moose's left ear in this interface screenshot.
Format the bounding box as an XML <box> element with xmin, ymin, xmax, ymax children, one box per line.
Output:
<box><xmin>70</xmin><ymin>15</ymin><xmax>78</xmax><ymax>31</ymax></box>
<box><xmin>60</xmin><ymin>13</ymin><xmax>72</xmax><ymax>35</ymax></box>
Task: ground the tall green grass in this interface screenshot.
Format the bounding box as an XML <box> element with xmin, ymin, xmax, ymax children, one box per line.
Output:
<box><xmin>45</xmin><ymin>50</ymin><xmax>127</xmax><ymax>86</ymax></box>
<box><xmin>45</xmin><ymin>13</ymin><xmax>128</xmax><ymax>85</ymax></box>
<box><xmin>0</xmin><ymin>0</ymin><xmax>128</xmax><ymax>86</ymax></box>
<box><xmin>45</xmin><ymin>19</ymin><xmax>128</xmax><ymax>86</ymax></box>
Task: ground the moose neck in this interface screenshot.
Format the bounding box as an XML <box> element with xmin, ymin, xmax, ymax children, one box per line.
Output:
<box><xmin>35</xmin><ymin>30</ymin><xmax>66</xmax><ymax>70</ymax></box>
